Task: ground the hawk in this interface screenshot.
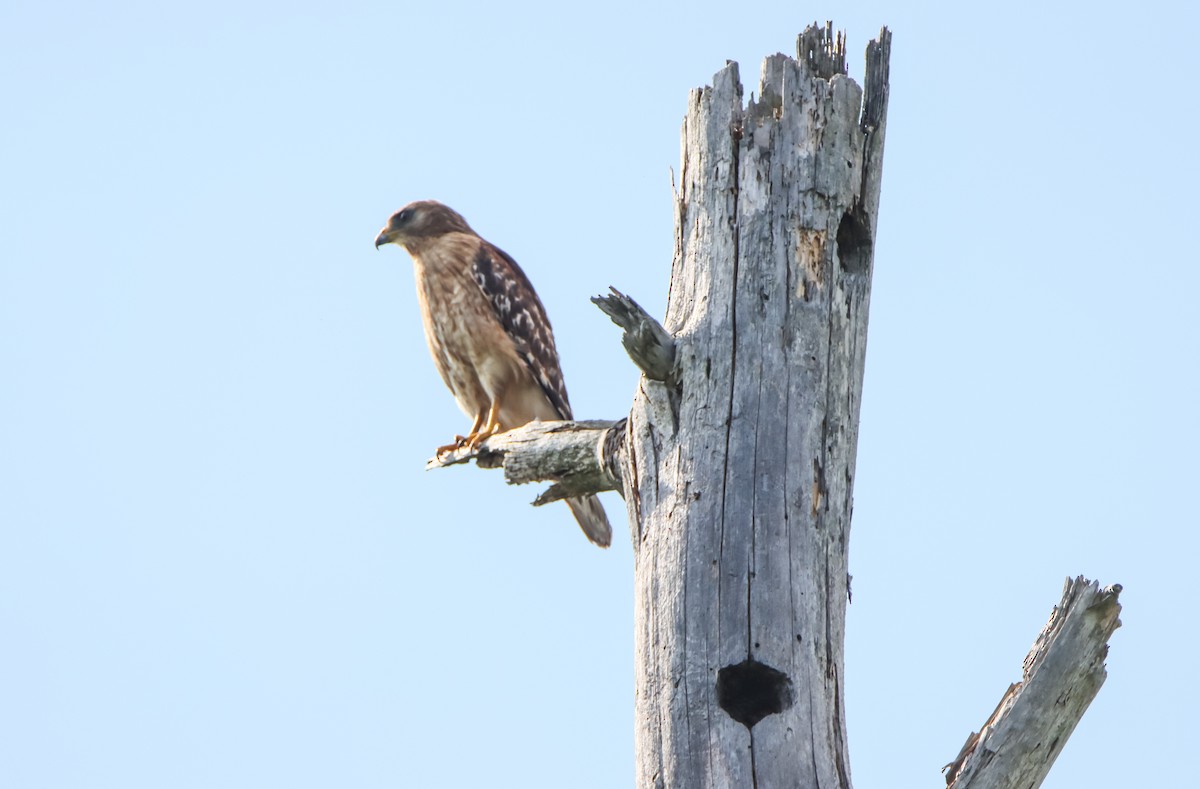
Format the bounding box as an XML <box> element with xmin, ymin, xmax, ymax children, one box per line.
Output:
<box><xmin>375</xmin><ymin>200</ymin><xmax>612</xmax><ymax>548</ymax></box>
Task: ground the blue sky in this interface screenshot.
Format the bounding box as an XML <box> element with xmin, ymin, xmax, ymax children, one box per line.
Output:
<box><xmin>2</xmin><ymin>1</ymin><xmax>1197</xmax><ymax>787</ymax></box>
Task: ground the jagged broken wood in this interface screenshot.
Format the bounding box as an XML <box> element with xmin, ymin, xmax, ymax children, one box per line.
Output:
<box><xmin>419</xmin><ymin>21</ymin><xmax>1119</xmax><ymax>789</ymax></box>
<box><xmin>591</xmin><ymin>287</ymin><xmax>677</xmax><ymax>383</ymax></box>
<box><xmin>427</xmin><ymin>419</ymin><xmax>626</xmax><ymax>504</ymax></box>
<box><xmin>615</xmin><ymin>23</ymin><xmax>895</xmax><ymax>788</ymax></box>
<box><xmin>943</xmin><ymin>577</ymin><xmax>1123</xmax><ymax>789</ymax></box>
<box><xmin>432</xmin><ymin>22</ymin><xmax>893</xmax><ymax>787</ymax></box>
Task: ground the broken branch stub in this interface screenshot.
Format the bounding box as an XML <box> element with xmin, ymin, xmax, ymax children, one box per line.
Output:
<box><xmin>592</xmin><ymin>287</ymin><xmax>677</xmax><ymax>383</ymax></box>
<box><xmin>427</xmin><ymin>419</ymin><xmax>626</xmax><ymax>502</ymax></box>
<box><xmin>944</xmin><ymin>577</ymin><xmax>1123</xmax><ymax>789</ymax></box>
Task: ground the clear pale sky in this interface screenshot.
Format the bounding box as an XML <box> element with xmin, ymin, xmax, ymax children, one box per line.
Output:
<box><xmin>2</xmin><ymin>1</ymin><xmax>1196</xmax><ymax>787</ymax></box>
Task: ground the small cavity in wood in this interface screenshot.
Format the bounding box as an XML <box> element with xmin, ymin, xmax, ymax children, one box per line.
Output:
<box><xmin>836</xmin><ymin>205</ymin><xmax>872</xmax><ymax>275</ymax></box>
<box><xmin>716</xmin><ymin>658</ymin><xmax>795</xmax><ymax>728</ymax></box>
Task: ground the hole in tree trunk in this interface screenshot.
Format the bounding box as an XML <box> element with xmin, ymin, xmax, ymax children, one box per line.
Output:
<box><xmin>836</xmin><ymin>204</ymin><xmax>872</xmax><ymax>274</ymax></box>
<box><xmin>716</xmin><ymin>658</ymin><xmax>795</xmax><ymax>728</ymax></box>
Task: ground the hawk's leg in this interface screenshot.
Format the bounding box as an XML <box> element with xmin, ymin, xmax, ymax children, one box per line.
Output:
<box><xmin>436</xmin><ymin>410</ymin><xmax>486</xmax><ymax>457</ymax></box>
<box><xmin>464</xmin><ymin>398</ymin><xmax>504</xmax><ymax>450</ymax></box>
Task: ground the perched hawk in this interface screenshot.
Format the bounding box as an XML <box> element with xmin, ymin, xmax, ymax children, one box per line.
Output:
<box><xmin>375</xmin><ymin>200</ymin><xmax>612</xmax><ymax>548</ymax></box>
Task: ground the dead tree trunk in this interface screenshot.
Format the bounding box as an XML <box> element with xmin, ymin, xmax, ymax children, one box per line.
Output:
<box><xmin>430</xmin><ymin>22</ymin><xmax>1121</xmax><ymax>789</ymax></box>
<box><xmin>617</xmin><ymin>25</ymin><xmax>890</xmax><ymax>788</ymax></box>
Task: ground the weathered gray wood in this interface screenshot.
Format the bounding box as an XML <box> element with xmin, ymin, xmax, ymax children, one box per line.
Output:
<box><xmin>592</xmin><ymin>287</ymin><xmax>678</xmax><ymax>383</ymax></box>
<box><xmin>417</xmin><ymin>23</ymin><xmax>1122</xmax><ymax>788</ymax></box>
<box><xmin>943</xmin><ymin>577</ymin><xmax>1123</xmax><ymax>789</ymax></box>
<box><xmin>427</xmin><ymin>419</ymin><xmax>626</xmax><ymax>502</ymax></box>
<box><xmin>401</xmin><ymin>19</ymin><xmax>1128</xmax><ymax>789</ymax></box>
<box><xmin>622</xmin><ymin>24</ymin><xmax>891</xmax><ymax>788</ymax></box>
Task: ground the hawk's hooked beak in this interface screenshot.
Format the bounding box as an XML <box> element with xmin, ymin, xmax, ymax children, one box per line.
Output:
<box><xmin>374</xmin><ymin>228</ymin><xmax>393</xmax><ymax>249</ymax></box>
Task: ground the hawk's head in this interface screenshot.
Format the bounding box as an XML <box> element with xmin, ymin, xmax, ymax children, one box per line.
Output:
<box><xmin>374</xmin><ymin>201</ymin><xmax>473</xmax><ymax>252</ymax></box>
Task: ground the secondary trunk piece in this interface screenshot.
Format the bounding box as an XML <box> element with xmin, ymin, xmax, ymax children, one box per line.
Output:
<box><xmin>622</xmin><ymin>27</ymin><xmax>891</xmax><ymax>788</ymax></box>
<box><xmin>944</xmin><ymin>577</ymin><xmax>1123</xmax><ymax>789</ymax></box>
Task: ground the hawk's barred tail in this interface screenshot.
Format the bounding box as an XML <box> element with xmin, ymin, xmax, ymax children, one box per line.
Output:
<box><xmin>566</xmin><ymin>494</ymin><xmax>612</xmax><ymax>548</ymax></box>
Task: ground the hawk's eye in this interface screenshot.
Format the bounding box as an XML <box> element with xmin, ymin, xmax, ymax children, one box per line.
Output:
<box><xmin>395</xmin><ymin>208</ymin><xmax>413</xmax><ymax>226</ymax></box>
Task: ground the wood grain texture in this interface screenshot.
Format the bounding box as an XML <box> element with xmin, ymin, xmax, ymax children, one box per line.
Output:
<box><xmin>623</xmin><ymin>25</ymin><xmax>892</xmax><ymax>789</ymax></box>
<box><xmin>428</xmin><ymin>419</ymin><xmax>625</xmax><ymax>502</ymax></box>
<box><xmin>592</xmin><ymin>287</ymin><xmax>677</xmax><ymax>383</ymax></box>
<box><xmin>416</xmin><ymin>26</ymin><xmax>1117</xmax><ymax>787</ymax></box>
<box><xmin>944</xmin><ymin>578</ymin><xmax>1123</xmax><ymax>789</ymax></box>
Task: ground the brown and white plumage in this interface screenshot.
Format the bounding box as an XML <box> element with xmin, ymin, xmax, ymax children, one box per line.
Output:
<box><xmin>374</xmin><ymin>200</ymin><xmax>612</xmax><ymax>548</ymax></box>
